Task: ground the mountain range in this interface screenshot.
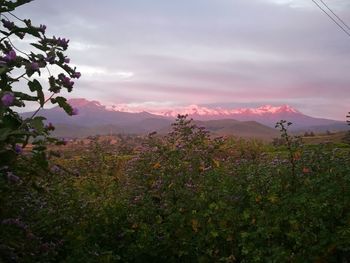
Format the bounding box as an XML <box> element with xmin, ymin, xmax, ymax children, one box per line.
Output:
<box><xmin>22</xmin><ymin>98</ymin><xmax>348</xmax><ymax>139</ymax></box>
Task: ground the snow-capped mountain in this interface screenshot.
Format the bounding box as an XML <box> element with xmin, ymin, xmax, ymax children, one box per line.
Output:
<box><xmin>159</xmin><ymin>104</ymin><xmax>299</xmax><ymax>119</ymax></box>
<box><xmin>22</xmin><ymin>99</ymin><xmax>348</xmax><ymax>137</ymax></box>
<box><xmin>106</xmin><ymin>102</ymin><xmax>346</xmax><ymax>131</ymax></box>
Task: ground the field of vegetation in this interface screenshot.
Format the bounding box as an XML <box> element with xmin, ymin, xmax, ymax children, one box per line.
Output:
<box><xmin>1</xmin><ymin>2</ymin><xmax>350</xmax><ymax>260</ymax></box>
<box><xmin>1</xmin><ymin>116</ymin><xmax>350</xmax><ymax>262</ymax></box>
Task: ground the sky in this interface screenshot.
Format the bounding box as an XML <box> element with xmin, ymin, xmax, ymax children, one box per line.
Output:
<box><xmin>13</xmin><ymin>0</ymin><xmax>350</xmax><ymax>120</ymax></box>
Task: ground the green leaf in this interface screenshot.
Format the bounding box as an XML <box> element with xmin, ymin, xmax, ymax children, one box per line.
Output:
<box><xmin>2</xmin><ymin>114</ymin><xmax>21</xmax><ymax>129</ymax></box>
<box><xmin>14</xmin><ymin>91</ymin><xmax>37</xmax><ymax>101</ymax></box>
<box><xmin>0</xmin><ymin>66</ymin><xmax>8</xmax><ymax>75</ymax></box>
<box><xmin>51</xmin><ymin>96</ymin><xmax>73</xmax><ymax>115</ymax></box>
<box><xmin>0</xmin><ymin>127</ymin><xmax>12</xmax><ymax>141</ymax></box>
<box><xmin>28</xmin><ymin>79</ymin><xmax>44</xmax><ymax>106</ymax></box>
<box><xmin>0</xmin><ymin>149</ymin><xmax>17</xmax><ymax>166</ymax></box>
<box><xmin>29</xmin><ymin>116</ymin><xmax>46</xmax><ymax>133</ymax></box>
<box><xmin>31</xmin><ymin>43</ymin><xmax>49</xmax><ymax>52</ymax></box>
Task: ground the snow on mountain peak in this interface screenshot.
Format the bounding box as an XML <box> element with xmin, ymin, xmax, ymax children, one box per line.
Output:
<box><xmin>158</xmin><ymin>104</ymin><xmax>300</xmax><ymax>117</ymax></box>
<box><xmin>67</xmin><ymin>98</ymin><xmax>300</xmax><ymax>117</ymax></box>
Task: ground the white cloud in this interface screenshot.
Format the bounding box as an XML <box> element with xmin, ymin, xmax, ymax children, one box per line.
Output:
<box><xmin>76</xmin><ymin>65</ymin><xmax>134</xmax><ymax>81</ymax></box>
<box><xmin>262</xmin><ymin>0</ymin><xmax>349</xmax><ymax>10</ymax></box>
<box><xmin>69</xmin><ymin>41</ymin><xmax>101</xmax><ymax>51</ymax></box>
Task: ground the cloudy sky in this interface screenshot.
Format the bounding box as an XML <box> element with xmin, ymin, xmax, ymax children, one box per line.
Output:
<box><xmin>14</xmin><ymin>0</ymin><xmax>350</xmax><ymax>120</ymax></box>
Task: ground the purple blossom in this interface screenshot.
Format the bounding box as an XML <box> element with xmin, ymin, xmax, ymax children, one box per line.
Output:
<box><xmin>71</xmin><ymin>107</ymin><xmax>79</xmax><ymax>115</ymax></box>
<box><xmin>1</xmin><ymin>92</ymin><xmax>15</xmax><ymax>107</ymax></box>
<box><xmin>59</xmin><ymin>75</ymin><xmax>74</xmax><ymax>88</ymax></box>
<box><xmin>45</xmin><ymin>55</ymin><xmax>55</xmax><ymax>64</ymax></box>
<box><xmin>15</xmin><ymin>145</ymin><xmax>22</xmax><ymax>154</ymax></box>
<box><xmin>39</xmin><ymin>24</ymin><xmax>46</xmax><ymax>34</ymax></box>
<box><xmin>3</xmin><ymin>50</ymin><xmax>17</xmax><ymax>62</ymax></box>
<box><xmin>30</xmin><ymin>62</ymin><xmax>39</xmax><ymax>71</ymax></box>
<box><xmin>64</xmin><ymin>57</ymin><xmax>70</xmax><ymax>63</ymax></box>
<box><xmin>1</xmin><ymin>19</ymin><xmax>15</xmax><ymax>30</ymax></box>
<box><xmin>54</xmin><ymin>36</ymin><xmax>69</xmax><ymax>49</ymax></box>
<box><xmin>73</xmin><ymin>72</ymin><xmax>81</xmax><ymax>79</ymax></box>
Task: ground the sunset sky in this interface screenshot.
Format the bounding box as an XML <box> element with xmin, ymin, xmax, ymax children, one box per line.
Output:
<box><xmin>15</xmin><ymin>0</ymin><xmax>350</xmax><ymax>120</ymax></box>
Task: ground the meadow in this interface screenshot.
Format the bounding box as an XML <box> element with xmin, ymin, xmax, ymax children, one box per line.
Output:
<box><xmin>1</xmin><ymin>116</ymin><xmax>350</xmax><ymax>262</ymax></box>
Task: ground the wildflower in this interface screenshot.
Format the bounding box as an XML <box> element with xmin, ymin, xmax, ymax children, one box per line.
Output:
<box><xmin>30</xmin><ymin>62</ymin><xmax>39</xmax><ymax>71</ymax></box>
<box><xmin>15</xmin><ymin>145</ymin><xmax>22</xmax><ymax>154</ymax></box>
<box><xmin>72</xmin><ymin>71</ymin><xmax>81</xmax><ymax>79</ymax></box>
<box><xmin>59</xmin><ymin>74</ymin><xmax>74</xmax><ymax>88</ymax></box>
<box><xmin>64</xmin><ymin>57</ymin><xmax>70</xmax><ymax>63</ymax></box>
<box><xmin>45</xmin><ymin>55</ymin><xmax>55</xmax><ymax>64</ymax></box>
<box><xmin>3</xmin><ymin>50</ymin><xmax>17</xmax><ymax>62</ymax></box>
<box><xmin>54</xmin><ymin>36</ymin><xmax>69</xmax><ymax>49</ymax></box>
<box><xmin>153</xmin><ymin>162</ymin><xmax>161</xmax><ymax>169</ymax></box>
<box><xmin>1</xmin><ymin>92</ymin><xmax>15</xmax><ymax>107</ymax></box>
<box><xmin>71</xmin><ymin>107</ymin><xmax>79</xmax><ymax>116</ymax></box>
<box><xmin>39</xmin><ymin>24</ymin><xmax>46</xmax><ymax>34</ymax></box>
<box><xmin>1</xmin><ymin>19</ymin><xmax>15</xmax><ymax>30</ymax></box>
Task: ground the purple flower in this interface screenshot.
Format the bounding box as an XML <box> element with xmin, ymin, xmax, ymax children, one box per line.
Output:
<box><xmin>1</xmin><ymin>19</ymin><xmax>15</xmax><ymax>30</ymax></box>
<box><xmin>54</xmin><ymin>36</ymin><xmax>69</xmax><ymax>49</ymax></box>
<box><xmin>39</xmin><ymin>24</ymin><xmax>46</xmax><ymax>34</ymax></box>
<box><xmin>45</xmin><ymin>55</ymin><xmax>55</xmax><ymax>64</ymax></box>
<box><xmin>15</xmin><ymin>145</ymin><xmax>22</xmax><ymax>154</ymax></box>
<box><xmin>59</xmin><ymin>75</ymin><xmax>74</xmax><ymax>88</ymax></box>
<box><xmin>30</xmin><ymin>62</ymin><xmax>39</xmax><ymax>71</ymax></box>
<box><xmin>64</xmin><ymin>57</ymin><xmax>70</xmax><ymax>63</ymax></box>
<box><xmin>1</xmin><ymin>92</ymin><xmax>15</xmax><ymax>107</ymax></box>
<box><xmin>73</xmin><ymin>72</ymin><xmax>81</xmax><ymax>79</ymax></box>
<box><xmin>3</xmin><ymin>50</ymin><xmax>17</xmax><ymax>62</ymax></box>
<box><xmin>71</xmin><ymin>107</ymin><xmax>79</xmax><ymax>116</ymax></box>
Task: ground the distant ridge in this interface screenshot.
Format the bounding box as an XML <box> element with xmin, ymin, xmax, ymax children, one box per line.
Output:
<box><xmin>21</xmin><ymin>98</ymin><xmax>348</xmax><ymax>138</ymax></box>
<box><xmin>108</xmin><ymin>100</ymin><xmax>347</xmax><ymax>132</ymax></box>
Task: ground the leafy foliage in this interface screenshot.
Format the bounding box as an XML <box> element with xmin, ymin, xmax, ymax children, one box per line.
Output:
<box><xmin>1</xmin><ymin>2</ymin><xmax>350</xmax><ymax>262</ymax></box>
<box><xmin>0</xmin><ymin>0</ymin><xmax>80</xmax><ymax>169</ymax></box>
<box><xmin>0</xmin><ymin>1</ymin><xmax>80</xmax><ymax>261</ymax></box>
<box><xmin>2</xmin><ymin>115</ymin><xmax>350</xmax><ymax>262</ymax></box>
